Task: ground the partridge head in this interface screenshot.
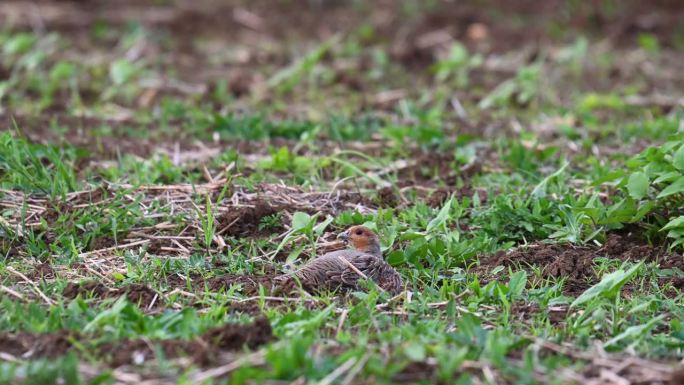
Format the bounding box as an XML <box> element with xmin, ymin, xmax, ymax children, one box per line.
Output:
<box><xmin>336</xmin><ymin>225</ymin><xmax>381</xmax><ymax>257</ymax></box>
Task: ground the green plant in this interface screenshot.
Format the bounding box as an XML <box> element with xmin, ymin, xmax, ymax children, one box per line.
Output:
<box><xmin>479</xmin><ymin>63</ymin><xmax>542</xmax><ymax>109</ymax></box>
<box><xmin>602</xmin><ymin>136</ymin><xmax>684</xmax><ymax>248</ymax></box>
<box><xmin>0</xmin><ymin>132</ymin><xmax>77</xmax><ymax>197</ymax></box>
<box><xmin>433</xmin><ymin>42</ymin><xmax>483</xmax><ymax>87</ymax></box>
<box><xmin>195</xmin><ymin>195</ymin><xmax>216</xmax><ymax>253</ymax></box>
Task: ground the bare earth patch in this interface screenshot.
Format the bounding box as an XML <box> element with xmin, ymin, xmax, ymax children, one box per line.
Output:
<box><xmin>479</xmin><ymin>234</ymin><xmax>683</xmax><ymax>296</ymax></box>
<box><xmin>0</xmin><ymin>317</ymin><xmax>272</xmax><ymax>366</ymax></box>
<box><xmin>62</xmin><ymin>281</ymin><xmax>162</xmax><ymax>309</ymax></box>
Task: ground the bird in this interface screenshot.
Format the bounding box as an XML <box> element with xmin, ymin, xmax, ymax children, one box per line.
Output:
<box><xmin>276</xmin><ymin>225</ymin><xmax>403</xmax><ymax>295</ymax></box>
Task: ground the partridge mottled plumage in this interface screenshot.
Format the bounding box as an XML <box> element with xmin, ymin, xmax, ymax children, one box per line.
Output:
<box><xmin>277</xmin><ymin>226</ymin><xmax>403</xmax><ymax>295</ymax></box>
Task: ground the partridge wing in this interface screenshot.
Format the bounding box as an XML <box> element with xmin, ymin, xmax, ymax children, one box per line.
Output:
<box><xmin>338</xmin><ymin>253</ymin><xmax>381</xmax><ymax>285</ymax></box>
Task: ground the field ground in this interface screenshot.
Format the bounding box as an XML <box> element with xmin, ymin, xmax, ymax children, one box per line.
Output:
<box><xmin>1</xmin><ymin>0</ymin><xmax>683</xmax><ymax>384</ymax></box>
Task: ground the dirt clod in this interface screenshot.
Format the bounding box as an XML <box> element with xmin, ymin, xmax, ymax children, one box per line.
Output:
<box><xmin>376</xmin><ymin>186</ymin><xmax>399</xmax><ymax>207</ymax></box>
<box><xmin>216</xmin><ymin>199</ymin><xmax>280</xmax><ymax>237</ymax></box>
<box><xmin>203</xmin><ymin>316</ymin><xmax>272</xmax><ymax>350</ymax></box>
<box><xmin>205</xmin><ymin>274</ymin><xmax>277</xmax><ymax>296</ymax></box>
<box><xmin>670</xmin><ymin>365</ymin><xmax>684</xmax><ymax>385</ymax></box>
<box><xmin>0</xmin><ymin>317</ymin><xmax>272</xmax><ymax>367</ymax></box>
<box><xmin>103</xmin><ymin>317</ymin><xmax>272</xmax><ymax>367</ymax></box>
<box><xmin>62</xmin><ymin>282</ymin><xmax>161</xmax><ymax>309</ymax></box>
<box><xmin>479</xmin><ymin>234</ymin><xmax>682</xmax><ymax>295</ymax></box>
<box><xmin>62</xmin><ymin>281</ymin><xmax>109</xmax><ymax>299</ymax></box>
<box><xmin>27</xmin><ymin>262</ymin><xmax>56</xmax><ymax>280</ymax></box>
<box><xmin>0</xmin><ymin>331</ymin><xmax>75</xmax><ymax>359</ymax></box>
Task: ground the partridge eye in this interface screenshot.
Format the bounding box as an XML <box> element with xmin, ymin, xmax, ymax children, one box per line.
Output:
<box><xmin>355</xmin><ymin>229</ymin><xmax>363</xmax><ymax>235</ymax></box>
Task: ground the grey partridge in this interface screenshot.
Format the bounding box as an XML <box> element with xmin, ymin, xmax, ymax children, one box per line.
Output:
<box><xmin>277</xmin><ymin>226</ymin><xmax>403</xmax><ymax>295</ymax></box>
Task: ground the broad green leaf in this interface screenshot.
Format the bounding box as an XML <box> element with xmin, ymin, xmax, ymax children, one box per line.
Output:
<box><xmin>571</xmin><ymin>262</ymin><xmax>642</xmax><ymax>307</ymax></box>
<box><xmin>673</xmin><ymin>145</ymin><xmax>684</xmax><ymax>170</ymax></box>
<box><xmin>4</xmin><ymin>33</ymin><xmax>36</xmax><ymax>55</ymax></box>
<box><xmin>386</xmin><ymin>250</ymin><xmax>407</xmax><ymax>266</ymax></box>
<box><xmin>600</xmin><ymin>198</ymin><xmax>637</xmax><ymax>225</ymax></box>
<box><xmin>109</xmin><ymin>59</ymin><xmax>137</xmax><ymax>85</ymax></box>
<box><xmin>666</xmin><ymin>228</ymin><xmax>684</xmax><ymax>241</ymax></box>
<box><xmin>578</xmin><ymin>93</ymin><xmax>625</xmax><ymax>112</ymax></box>
<box><xmin>271</xmin><ymin>212</ymin><xmax>319</xmax><ymax>259</ymax></box>
<box><xmin>313</xmin><ymin>215</ymin><xmax>334</xmax><ymax>236</ymax></box>
<box><xmin>630</xmin><ymin>201</ymin><xmax>655</xmax><ymax>223</ymax></box>
<box><xmin>329</xmin><ymin>157</ymin><xmax>387</xmax><ymax>187</ymax></box>
<box><xmin>478</xmin><ymin>80</ymin><xmax>516</xmax><ymax>109</ymax></box>
<box><xmin>281</xmin><ymin>305</ymin><xmax>334</xmax><ymax>337</ymax></box>
<box><xmin>653</xmin><ymin>171</ymin><xmax>681</xmax><ymax>184</ymax></box>
<box><xmin>592</xmin><ymin>170</ymin><xmax>626</xmax><ymax>185</ymax></box>
<box><xmin>84</xmin><ymin>296</ymin><xmax>128</xmax><ymax>332</ymax></box>
<box><xmin>398</xmin><ymin>232</ymin><xmax>427</xmax><ymax>241</ymax></box>
<box><xmin>267</xmin><ymin>34</ymin><xmax>341</xmax><ymax>92</ymax></box>
<box><xmin>663</xmin><ymin>140</ymin><xmax>682</xmax><ymax>153</ymax></box>
<box><xmin>604</xmin><ymin>315</ymin><xmax>665</xmax><ymax>349</ymax></box>
<box><xmin>50</xmin><ymin>61</ymin><xmax>76</xmax><ymax>82</ymax></box>
<box><xmin>285</xmin><ymin>244</ymin><xmax>305</xmax><ymax>265</ymax></box>
<box><xmin>508</xmin><ymin>271</ymin><xmax>527</xmax><ymax>299</ymax></box>
<box><xmin>656</xmin><ymin>176</ymin><xmax>684</xmax><ymax>198</ymax></box>
<box><xmin>662</xmin><ymin>215</ymin><xmax>684</xmax><ymax>231</ymax></box>
<box><xmin>627</xmin><ymin>172</ymin><xmax>649</xmax><ymax>199</ymax></box>
<box><xmin>291</xmin><ymin>211</ymin><xmax>312</xmax><ymax>231</ymax></box>
<box><xmin>404</xmin><ymin>342</ymin><xmax>426</xmax><ymax>361</ymax></box>
<box><xmin>427</xmin><ymin>195</ymin><xmax>454</xmax><ymax>233</ymax></box>
<box><xmin>531</xmin><ymin>162</ymin><xmax>568</xmax><ymax>197</ymax></box>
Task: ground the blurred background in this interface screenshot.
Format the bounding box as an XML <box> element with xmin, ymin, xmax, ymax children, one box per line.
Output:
<box><xmin>1</xmin><ymin>0</ymin><xmax>683</xmax><ymax>151</ymax></box>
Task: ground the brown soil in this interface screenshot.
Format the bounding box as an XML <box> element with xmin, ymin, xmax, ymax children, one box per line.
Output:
<box><xmin>163</xmin><ymin>268</ymin><xmax>375</xmax><ymax>301</ymax></box>
<box><xmin>0</xmin><ymin>239</ymin><xmax>20</xmax><ymax>258</ymax></box>
<box><xmin>6</xmin><ymin>114</ymin><xmax>168</xmax><ymax>159</ymax></box>
<box><xmin>88</xmin><ymin>235</ymin><xmax>125</xmax><ymax>251</ymax></box>
<box><xmin>205</xmin><ymin>274</ymin><xmax>277</xmax><ymax>295</ymax></box>
<box><xmin>228</xmin><ymin>301</ymin><xmax>264</xmax><ymax>316</ymax></box>
<box><xmin>396</xmin><ymin>147</ymin><xmax>490</xmax><ymax>189</ymax></box>
<box><xmin>164</xmin><ymin>272</ymin><xmax>278</xmax><ymax>297</ymax></box>
<box><xmin>478</xmin><ymin>234</ymin><xmax>683</xmax><ymax>296</ymax></box>
<box><xmin>26</xmin><ymin>262</ymin><xmax>56</xmax><ymax>280</ymax></box>
<box><xmin>6</xmin><ymin>0</ymin><xmax>680</xmax><ymax>160</ymax></box>
<box><xmin>393</xmin><ymin>361</ymin><xmax>442</xmax><ymax>384</ymax></box>
<box><xmin>671</xmin><ymin>366</ymin><xmax>684</xmax><ymax>385</ymax></box>
<box><xmin>6</xmin><ymin>114</ymin><xmax>302</xmax><ymax>162</ymax></box>
<box><xmin>2</xmin><ymin>1</ymin><xmax>683</xmax><ymax>141</ymax></box>
<box><xmin>203</xmin><ymin>316</ymin><xmax>272</xmax><ymax>350</ymax></box>
<box><xmin>376</xmin><ymin>186</ymin><xmax>400</xmax><ymax>207</ymax></box>
<box><xmin>510</xmin><ymin>303</ymin><xmax>568</xmax><ymax>326</ymax></box>
<box><xmin>62</xmin><ymin>281</ymin><xmax>162</xmax><ymax>309</ymax></box>
<box><xmin>661</xmin><ymin>277</ymin><xmax>684</xmax><ymax>298</ymax></box>
<box><xmin>0</xmin><ymin>317</ymin><xmax>272</xmax><ymax>366</ymax></box>
<box><xmin>125</xmin><ymin>284</ymin><xmax>160</xmax><ymax>307</ymax></box>
<box><xmin>105</xmin><ymin>316</ymin><xmax>272</xmax><ymax>367</ymax></box>
<box><xmin>62</xmin><ymin>281</ymin><xmax>109</xmax><ymax>299</ymax></box>
<box><xmin>0</xmin><ymin>331</ymin><xmax>75</xmax><ymax>359</ymax></box>
<box><xmin>4</xmin><ymin>1</ymin><xmax>682</xmax><ymax>48</ymax></box>
<box><xmin>216</xmin><ymin>199</ymin><xmax>281</xmax><ymax>237</ymax></box>
<box><xmin>397</xmin><ymin>152</ymin><xmax>457</xmax><ymax>185</ymax></box>
<box><xmin>104</xmin><ymin>338</ymin><xmax>208</xmax><ymax>367</ymax></box>
<box><xmin>426</xmin><ymin>187</ymin><xmax>487</xmax><ymax>208</ymax></box>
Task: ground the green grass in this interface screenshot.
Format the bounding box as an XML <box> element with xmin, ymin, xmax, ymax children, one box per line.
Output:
<box><xmin>1</xmin><ymin>1</ymin><xmax>683</xmax><ymax>384</ymax></box>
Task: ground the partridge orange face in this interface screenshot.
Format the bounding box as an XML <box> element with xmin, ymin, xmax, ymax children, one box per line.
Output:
<box><xmin>337</xmin><ymin>225</ymin><xmax>381</xmax><ymax>256</ymax></box>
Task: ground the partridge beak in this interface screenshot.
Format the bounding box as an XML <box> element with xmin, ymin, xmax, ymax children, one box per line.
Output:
<box><xmin>337</xmin><ymin>230</ymin><xmax>350</xmax><ymax>243</ymax></box>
